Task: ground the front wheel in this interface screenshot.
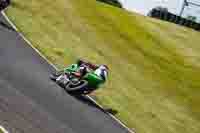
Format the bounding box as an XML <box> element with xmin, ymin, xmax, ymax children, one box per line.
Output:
<box><xmin>50</xmin><ymin>70</ymin><xmax>64</xmax><ymax>81</ymax></box>
<box><xmin>65</xmin><ymin>80</ymin><xmax>88</xmax><ymax>94</ymax></box>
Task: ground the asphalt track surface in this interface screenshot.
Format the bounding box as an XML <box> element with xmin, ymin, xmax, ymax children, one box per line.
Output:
<box><xmin>0</xmin><ymin>13</ymin><xmax>129</xmax><ymax>133</ymax></box>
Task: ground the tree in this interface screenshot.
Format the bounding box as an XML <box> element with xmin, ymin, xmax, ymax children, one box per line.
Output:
<box><xmin>147</xmin><ymin>6</ymin><xmax>168</xmax><ymax>17</ymax></box>
<box><xmin>97</xmin><ymin>0</ymin><xmax>123</xmax><ymax>8</ymax></box>
<box><xmin>154</xmin><ymin>6</ymin><xmax>168</xmax><ymax>12</ymax></box>
<box><xmin>186</xmin><ymin>15</ymin><xmax>197</xmax><ymax>22</ymax></box>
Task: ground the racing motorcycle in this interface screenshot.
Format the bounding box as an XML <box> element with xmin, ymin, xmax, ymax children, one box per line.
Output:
<box><xmin>50</xmin><ymin>64</ymin><xmax>105</xmax><ymax>95</ymax></box>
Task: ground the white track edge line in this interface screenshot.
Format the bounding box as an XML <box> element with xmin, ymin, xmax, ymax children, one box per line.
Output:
<box><xmin>0</xmin><ymin>125</ymin><xmax>9</xmax><ymax>133</ymax></box>
<box><xmin>2</xmin><ymin>11</ymin><xmax>135</xmax><ymax>133</ymax></box>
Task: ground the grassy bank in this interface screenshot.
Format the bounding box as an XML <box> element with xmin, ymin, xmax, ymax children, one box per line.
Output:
<box><xmin>5</xmin><ymin>0</ymin><xmax>200</xmax><ymax>133</ymax></box>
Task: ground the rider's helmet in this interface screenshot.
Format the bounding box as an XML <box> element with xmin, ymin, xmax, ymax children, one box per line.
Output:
<box><xmin>101</xmin><ymin>65</ymin><xmax>109</xmax><ymax>70</ymax></box>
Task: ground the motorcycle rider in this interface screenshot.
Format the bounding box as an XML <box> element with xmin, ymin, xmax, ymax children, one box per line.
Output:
<box><xmin>76</xmin><ymin>59</ymin><xmax>109</xmax><ymax>81</ymax></box>
<box><xmin>94</xmin><ymin>65</ymin><xmax>109</xmax><ymax>81</ymax></box>
<box><xmin>75</xmin><ymin>60</ymin><xmax>109</xmax><ymax>93</ymax></box>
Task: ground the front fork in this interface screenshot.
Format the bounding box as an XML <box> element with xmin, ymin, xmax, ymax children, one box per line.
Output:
<box><xmin>56</xmin><ymin>74</ymin><xmax>70</xmax><ymax>85</ymax></box>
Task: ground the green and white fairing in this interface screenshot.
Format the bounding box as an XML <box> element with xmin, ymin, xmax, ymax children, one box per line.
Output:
<box><xmin>64</xmin><ymin>64</ymin><xmax>105</xmax><ymax>89</ymax></box>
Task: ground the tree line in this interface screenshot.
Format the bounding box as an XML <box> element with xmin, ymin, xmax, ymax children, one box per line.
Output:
<box><xmin>148</xmin><ymin>7</ymin><xmax>200</xmax><ymax>31</ymax></box>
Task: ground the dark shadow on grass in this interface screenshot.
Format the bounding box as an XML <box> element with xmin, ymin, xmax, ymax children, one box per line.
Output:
<box><xmin>0</xmin><ymin>20</ymin><xmax>15</xmax><ymax>31</ymax></box>
<box><xmin>71</xmin><ymin>94</ymin><xmax>118</xmax><ymax>116</ymax></box>
<box><xmin>10</xmin><ymin>1</ymin><xmax>28</xmax><ymax>11</ymax></box>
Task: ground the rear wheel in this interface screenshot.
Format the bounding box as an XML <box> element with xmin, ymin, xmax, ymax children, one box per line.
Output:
<box><xmin>65</xmin><ymin>80</ymin><xmax>88</xmax><ymax>94</ymax></box>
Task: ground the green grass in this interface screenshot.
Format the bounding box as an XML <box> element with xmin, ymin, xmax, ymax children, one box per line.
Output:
<box><xmin>5</xmin><ymin>0</ymin><xmax>200</xmax><ymax>133</ymax></box>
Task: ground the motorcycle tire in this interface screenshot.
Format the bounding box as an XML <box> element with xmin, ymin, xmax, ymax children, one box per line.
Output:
<box><xmin>50</xmin><ymin>74</ymin><xmax>58</xmax><ymax>81</ymax></box>
<box><xmin>65</xmin><ymin>80</ymin><xmax>88</xmax><ymax>94</ymax></box>
<box><xmin>50</xmin><ymin>70</ymin><xmax>64</xmax><ymax>81</ymax></box>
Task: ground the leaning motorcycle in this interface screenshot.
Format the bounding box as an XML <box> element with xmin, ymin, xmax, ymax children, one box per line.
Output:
<box><xmin>50</xmin><ymin>64</ymin><xmax>105</xmax><ymax>95</ymax></box>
